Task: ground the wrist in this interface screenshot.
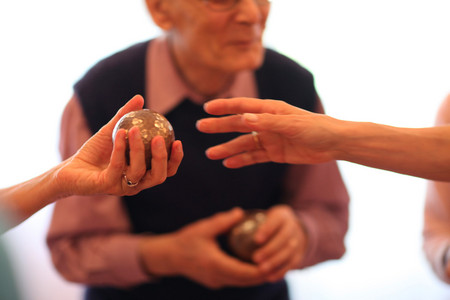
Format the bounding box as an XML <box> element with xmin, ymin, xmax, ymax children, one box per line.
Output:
<box><xmin>325</xmin><ymin>118</ymin><xmax>356</xmax><ymax>161</ymax></box>
<box><xmin>138</xmin><ymin>234</ymin><xmax>177</xmax><ymax>278</ymax></box>
<box><xmin>331</xmin><ymin>120</ymin><xmax>376</xmax><ymax>162</ymax></box>
<box><xmin>51</xmin><ymin>159</ymin><xmax>79</xmax><ymax>199</ymax></box>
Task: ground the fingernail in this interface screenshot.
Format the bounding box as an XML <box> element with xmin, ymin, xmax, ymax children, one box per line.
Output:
<box><xmin>223</xmin><ymin>159</ymin><xmax>233</xmax><ymax>168</ymax></box>
<box><xmin>243</xmin><ymin>113</ymin><xmax>258</xmax><ymax>122</ymax></box>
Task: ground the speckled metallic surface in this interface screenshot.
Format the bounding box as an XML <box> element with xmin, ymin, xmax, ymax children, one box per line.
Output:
<box><xmin>227</xmin><ymin>210</ymin><xmax>267</xmax><ymax>262</ymax></box>
<box><xmin>112</xmin><ymin>109</ymin><xmax>175</xmax><ymax>170</ymax></box>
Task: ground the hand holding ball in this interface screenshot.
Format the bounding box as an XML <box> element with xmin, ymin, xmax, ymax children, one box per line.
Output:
<box><xmin>112</xmin><ymin>109</ymin><xmax>175</xmax><ymax>169</ymax></box>
<box><xmin>227</xmin><ymin>209</ymin><xmax>267</xmax><ymax>262</ymax></box>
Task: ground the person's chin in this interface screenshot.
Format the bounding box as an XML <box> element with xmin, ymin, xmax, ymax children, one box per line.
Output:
<box><xmin>226</xmin><ymin>47</ymin><xmax>264</xmax><ymax>70</ymax></box>
<box><xmin>235</xmin><ymin>41</ymin><xmax>263</xmax><ymax>54</ymax></box>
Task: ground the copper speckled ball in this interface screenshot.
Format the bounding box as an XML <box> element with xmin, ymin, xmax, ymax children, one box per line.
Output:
<box><xmin>227</xmin><ymin>210</ymin><xmax>267</xmax><ymax>262</ymax></box>
<box><xmin>112</xmin><ymin>109</ymin><xmax>175</xmax><ymax>170</ymax></box>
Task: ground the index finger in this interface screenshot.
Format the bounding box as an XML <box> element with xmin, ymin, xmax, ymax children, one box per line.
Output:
<box><xmin>196</xmin><ymin>114</ymin><xmax>252</xmax><ymax>134</ymax></box>
<box><xmin>203</xmin><ymin>97</ymin><xmax>297</xmax><ymax>116</ymax></box>
<box><xmin>107</xmin><ymin>95</ymin><xmax>145</xmax><ymax>131</ymax></box>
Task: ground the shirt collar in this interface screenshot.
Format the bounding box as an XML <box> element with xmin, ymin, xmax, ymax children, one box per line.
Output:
<box><xmin>146</xmin><ymin>35</ymin><xmax>257</xmax><ymax>115</ymax></box>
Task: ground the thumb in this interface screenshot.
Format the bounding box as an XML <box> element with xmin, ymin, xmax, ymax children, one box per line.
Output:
<box><xmin>200</xmin><ymin>207</ymin><xmax>245</xmax><ymax>237</ymax></box>
<box><xmin>104</xmin><ymin>95</ymin><xmax>145</xmax><ymax>134</ymax></box>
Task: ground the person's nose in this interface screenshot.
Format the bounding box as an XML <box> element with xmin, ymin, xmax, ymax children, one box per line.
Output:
<box><xmin>234</xmin><ymin>0</ymin><xmax>266</xmax><ymax>23</ymax></box>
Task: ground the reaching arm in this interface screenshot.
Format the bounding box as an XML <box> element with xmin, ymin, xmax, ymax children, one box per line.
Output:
<box><xmin>196</xmin><ymin>97</ymin><xmax>450</xmax><ymax>181</ymax></box>
<box><xmin>0</xmin><ymin>95</ymin><xmax>183</xmax><ymax>231</ymax></box>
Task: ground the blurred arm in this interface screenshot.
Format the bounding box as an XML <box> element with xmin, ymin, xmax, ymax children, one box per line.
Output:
<box><xmin>0</xmin><ymin>164</ymin><xmax>67</xmax><ymax>230</ymax></box>
<box><xmin>423</xmin><ymin>95</ymin><xmax>450</xmax><ymax>283</ymax></box>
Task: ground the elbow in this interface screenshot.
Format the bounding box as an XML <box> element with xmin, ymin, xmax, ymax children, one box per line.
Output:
<box><xmin>299</xmin><ymin>216</ymin><xmax>349</xmax><ymax>268</ymax></box>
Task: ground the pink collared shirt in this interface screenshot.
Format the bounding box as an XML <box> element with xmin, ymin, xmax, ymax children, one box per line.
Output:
<box><xmin>47</xmin><ymin>36</ymin><xmax>349</xmax><ymax>287</ymax></box>
<box><xmin>146</xmin><ymin>36</ymin><xmax>257</xmax><ymax>114</ymax></box>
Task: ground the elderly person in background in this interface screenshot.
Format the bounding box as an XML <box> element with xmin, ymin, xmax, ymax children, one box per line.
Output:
<box><xmin>47</xmin><ymin>0</ymin><xmax>349</xmax><ymax>299</ymax></box>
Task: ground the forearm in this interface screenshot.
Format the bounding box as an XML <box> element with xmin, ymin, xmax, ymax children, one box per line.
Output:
<box><xmin>48</xmin><ymin>231</ymin><xmax>149</xmax><ymax>287</ymax></box>
<box><xmin>0</xmin><ymin>96</ymin><xmax>82</xmax><ymax>229</ymax></box>
<box><xmin>139</xmin><ymin>233</ymin><xmax>179</xmax><ymax>277</ymax></box>
<box><xmin>47</xmin><ymin>193</ymin><xmax>151</xmax><ymax>287</ymax></box>
<box><xmin>0</xmin><ymin>162</ymin><xmax>69</xmax><ymax>229</ymax></box>
<box><xmin>335</xmin><ymin>122</ymin><xmax>450</xmax><ymax>181</ymax></box>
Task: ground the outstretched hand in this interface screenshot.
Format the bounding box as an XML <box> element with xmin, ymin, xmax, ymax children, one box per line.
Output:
<box><xmin>196</xmin><ymin>97</ymin><xmax>341</xmax><ymax>168</ymax></box>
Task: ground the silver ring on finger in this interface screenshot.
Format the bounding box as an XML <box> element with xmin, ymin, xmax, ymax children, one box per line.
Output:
<box><xmin>123</xmin><ymin>173</ymin><xmax>139</xmax><ymax>187</ymax></box>
<box><xmin>251</xmin><ymin>131</ymin><xmax>263</xmax><ymax>150</ymax></box>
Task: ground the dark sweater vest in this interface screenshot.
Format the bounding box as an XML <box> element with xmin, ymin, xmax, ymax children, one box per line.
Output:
<box><xmin>75</xmin><ymin>40</ymin><xmax>317</xmax><ymax>300</ymax></box>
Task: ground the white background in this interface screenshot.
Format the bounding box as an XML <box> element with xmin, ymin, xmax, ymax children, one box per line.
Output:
<box><xmin>1</xmin><ymin>1</ymin><xmax>450</xmax><ymax>299</ymax></box>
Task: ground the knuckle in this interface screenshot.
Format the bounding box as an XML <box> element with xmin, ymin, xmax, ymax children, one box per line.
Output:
<box><xmin>137</xmin><ymin>169</ymin><xmax>147</xmax><ymax>179</ymax></box>
<box><xmin>156</xmin><ymin>176</ymin><xmax>167</xmax><ymax>185</ymax></box>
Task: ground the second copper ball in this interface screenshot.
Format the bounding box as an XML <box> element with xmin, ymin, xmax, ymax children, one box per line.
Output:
<box><xmin>112</xmin><ymin>109</ymin><xmax>175</xmax><ymax>170</ymax></box>
<box><xmin>227</xmin><ymin>210</ymin><xmax>267</xmax><ymax>262</ymax></box>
